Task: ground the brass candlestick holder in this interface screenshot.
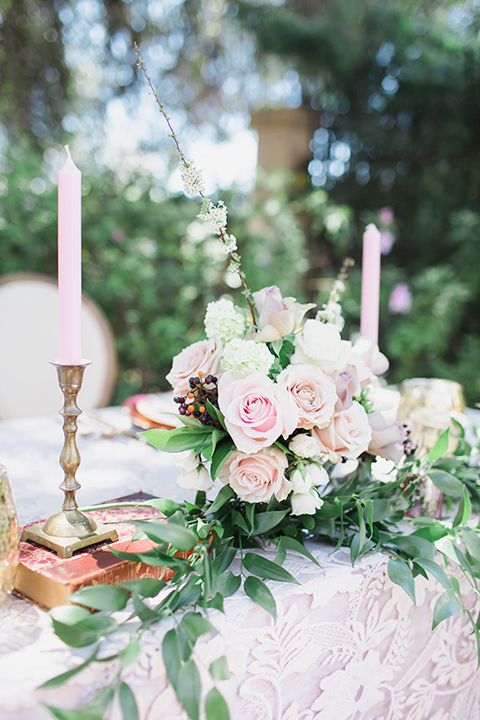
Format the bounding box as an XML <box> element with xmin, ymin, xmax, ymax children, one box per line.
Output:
<box><xmin>21</xmin><ymin>361</ymin><xmax>118</xmax><ymax>558</ymax></box>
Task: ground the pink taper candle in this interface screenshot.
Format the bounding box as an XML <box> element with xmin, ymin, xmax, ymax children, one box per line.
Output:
<box><xmin>360</xmin><ymin>223</ymin><xmax>381</xmax><ymax>346</ymax></box>
<box><xmin>58</xmin><ymin>146</ymin><xmax>82</xmax><ymax>364</ymax></box>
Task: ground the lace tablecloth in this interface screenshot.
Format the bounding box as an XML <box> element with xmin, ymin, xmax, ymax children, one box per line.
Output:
<box><xmin>0</xmin><ymin>411</ymin><xmax>479</xmax><ymax>720</ymax></box>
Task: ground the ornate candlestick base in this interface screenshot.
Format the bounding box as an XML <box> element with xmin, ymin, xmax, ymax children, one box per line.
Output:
<box><xmin>21</xmin><ymin>361</ymin><xmax>118</xmax><ymax>558</ymax></box>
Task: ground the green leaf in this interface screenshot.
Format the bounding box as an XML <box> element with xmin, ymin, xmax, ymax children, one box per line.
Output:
<box><xmin>195</xmin><ymin>490</ymin><xmax>207</xmax><ymax>509</ymax></box>
<box><xmin>414</xmin><ymin>557</ymin><xmax>452</xmax><ymax>590</ymax></box>
<box><xmin>50</xmin><ymin>605</ymin><xmax>91</xmax><ymax>625</ymax></box>
<box><xmin>68</xmin><ymin>585</ymin><xmax>129</xmax><ymax>612</ymax></box>
<box><xmin>211</xmin><ymin>439</ymin><xmax>235</xmax><ymax>480</ymax></box>
<box><xmin>243</xmin><ymin>553</ymin><xmax>301</xmax><ymax>585</ymax></box>
<box><xmin>179</xmin><ymin>612</ymin><xmax>218</xmax><ymax>644</ymax></box>
<box><xmin>163</xmin><ymin>629</ymin><xmax>182</xmax><ymax>690</ymax></box>
<box><xmin>52</xmin><ymin>615</ymin><xmax>118</xmax><ymax>648</ymax></box>
<box><xmin>213</xmin><ymin>571</ymin><xmax>241</xmax><ymax>597</ymax></box>
<box><xmin>211</xmin><ymin>546</ymin><xmax>237</xmax><ymax>577</ymax></box>
<box><xmin>120</xmin><ymin>579</ymin><xmax>167</xmax><ymax>597</ymax></box>
<box><xmin>132</xmin><ymin>519</ymin><xmax>197</xmax><ymax>551</ymax></box>
<box><xmin>280</xmin><ymin>536</ymin><xmax>321</xmax><ymax>567</ymax></box>
<box><xmin>44</xmin><ymin>707</ymin><xmax>103</xmax><ymax>720</ymax></box>
<box><xmin>428</xmin><ymin>428</ymin><xmax>450</xmax><ymax>463</ymax></box>
<box><xmin>392</xmin><ymin>534</ymin><xmax>435</xmax><ymax>560</ymax></box>
<box><xmin>119</xmin><ymin>638</ymin><xmax>141</xmax><ymax>667</ymax></box>
<box><xmin>429</xmin><ymin>470</ymin><xmax>464</xmax><ymax>498</ymax></box>
<box><xmin>388</xmin><ymin>558</ymin><xmax>416</xmax><ymax>604</ymax></box>
<box><xmin>453</xmin><ymin>488</ymin><xmax>472</xmax><ymax>527</ymax></box>
<box><xmin>206</xmin><ymin>401</ymin><xmax>227</xmax><ymax>431</ymax></box>
<box><xmin>274</xmin><ymin>541</ymin><xmax>287</xmax><ymax>566</ymax></box>
<box><xmin>133</xmin><ymin>594</ymin><xmax>160</xmax><ymax>623</ymax></box>
<box><xmin>205</xmin><ymin>688</ymin><xmax>230</xmax><ymax>720</ymax></box>
<box><xmin>141</xmin><ymin>498</ymin><xmax>183</xmax><ymax>517</ymax></box>
<box><xmin>244</xmin><ymin>575</ymin><xmax>277</xmax><ymax>621</ymax></box>
<box><xmin>208</xmin><ymin>485</ymin><xmax>235</xmax><ymax>515</ymax></box>
<box><xmin>231</xmin><ymin>510</ymin><xmax>250</xmax><ymax>535</ymax></box>
<box><xmin>253</xmin><ymin>510</ymin><xmax>290</xmax><ymax>535</ymax></box>
<box><xmin>141</xmin><ymin>428</ymin><xmax>211</xmax><ymax>454</ymax></box>
<box><xmin>170</xmin><ymin>576</ymin><xmax>203</xmax><ymax>611</ymax></box>
<box><xmin>432</xmin><ymin>589</ymin><xmax>462</xmax><ymax>629</ymax></box>
<box><xmin>207</xmin><ymin>592</ymin><xmax>225</xmax><ymax>613</ymax></box>
<box><xmin>411</xmin><ymin>524</ymin><xmax>448</xmax><ymax>542</ymax></box>
<box><xmin>462</xmin><ymin>527</ymin><xmax>480</xmax><ymax>563</ymax></box>
<box><xmin>371</xmin><ymin>499</ymin><xmax>391</xmax><ymax>522</ymax></box>
<box><xmin>211</xmin><ymin>427</ymin><xmax>226</xmax><ymax>456</ymax></box>
<box><xmin>209</xmin><ymin>655</ymin><xmax>231</xmax><ymax>680</ymax></box>
<box><xmin>119</xmin><ymin>682</ymin><xmax>139</xmax><ymax>720</ymax></box>
<box><xmin>39</xmin><ymin>648</ymin><xmax>98</xmax><ymax>688</ymax></box>
<box><xmin>176</xmin><ymin>659</ymin><xmax>201</xmax><ymax>720</ymax></box>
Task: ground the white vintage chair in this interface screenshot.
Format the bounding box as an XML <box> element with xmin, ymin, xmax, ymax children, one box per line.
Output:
<box><xmin>0</xmin><ymin>273</ymin><xmax>117</xmax><ymax>419</ymax></box>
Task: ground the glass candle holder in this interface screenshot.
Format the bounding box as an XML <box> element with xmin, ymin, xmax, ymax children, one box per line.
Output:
<box><xmin>0</xmin><ymin>465</ymin><xmax>19</xmax><ymax>605</ymax></box>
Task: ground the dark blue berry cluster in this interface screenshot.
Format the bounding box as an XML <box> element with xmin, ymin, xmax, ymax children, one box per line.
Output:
<box><xmin>173</xmin><ymin>372</ymin><xmax>221</xmax><ymax>428</ymax></box>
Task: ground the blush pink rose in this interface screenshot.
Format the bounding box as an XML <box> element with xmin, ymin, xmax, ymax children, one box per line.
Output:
<box><xmin>218</xmin><ymin>372</ymin><xmax>298</xmax><ymax>454</ymax></box>
<box><xmin>312</xmin><ymin>401</ymin><xmax>372</xmax><ymax>463</ymax></box>
<box><xmin>166</xmin><ymin>339</ymin><xmax>222</xmax><ymax>396</ymax></box>
<box><xmin>352</xmin><ymin>336</ymin><xmax>389</xmax><ymax>376</ymax></box>
<box><xmin>366</xmin><ymin>388</ymin><xmax>405</xmax><ymax>464</ymax></box>
<box><xmin>218</xmin><ymin>446</ymin><xmax>291</xmax><ymax>503</ymax></box>
<box><xmin>277</xmin><ymin>364</ymin><xmax>336</xmax><ymax>429</ymax></box>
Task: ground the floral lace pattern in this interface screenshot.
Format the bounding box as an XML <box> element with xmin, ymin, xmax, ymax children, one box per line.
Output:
<box><xmin>1</xmin><ymin>544</ymin><xmax>478</xmax><ymax>720</ymax></box>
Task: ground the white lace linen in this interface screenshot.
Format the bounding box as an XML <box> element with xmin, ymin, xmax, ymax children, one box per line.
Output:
<box><xmin>1</xmin><ymin>411</ymin><xmax>480</xmax><ymax>719</ymax></box>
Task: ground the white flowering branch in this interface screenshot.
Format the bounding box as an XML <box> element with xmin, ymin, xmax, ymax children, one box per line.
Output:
<box><xmin>134</xmin><ymin>44</ymin><xmax>257</xmax><ymax>326</ymax></box>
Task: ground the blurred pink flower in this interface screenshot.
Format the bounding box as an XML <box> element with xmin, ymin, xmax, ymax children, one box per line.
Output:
<box><xmin>388</xmin><ymin>283</ymin><xmax>412</xmax><ymax>314</ymax></box>
<box><xmin>112</xmin><ymin>230</ymin><xmax>125</xmax><ymax>243</ymax></box>
<box><xmin>379</xmin><ymin>206</ymin><xmax>394</xmax><ymax>225</ymax></box>
<box><xmin>380</xmin><ymin>230</ymin><xmax>395</xmax><ymax>254</ymax></box>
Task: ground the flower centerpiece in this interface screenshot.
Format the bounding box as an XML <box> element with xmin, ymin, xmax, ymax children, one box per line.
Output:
<box><xmin>43</xmin><ymin>49</ymin><xmax>480</xmax><ymax>720</ymax></box>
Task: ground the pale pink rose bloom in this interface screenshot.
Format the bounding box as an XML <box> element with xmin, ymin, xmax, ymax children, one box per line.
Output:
<box><xmin>313</xmin><ymin>401</ymin><xmax>372</xmax><ymax>463</ymax></box>
<box><xmin>352</xmin><ymin>336</ymin><xmax>389</xmax><ymax>376</ymax></box>
<box><xmin>332</xmin><ymin>364</ymin><xmax>361</xmax><ymax>413</ymax></box>
<box><xmin>218</xmin><ymin>372</ymin><xmax>298</xmax><ymax>454</ymax></box>
<box><xmin>367</xmin><ymin>388</ymin><xmax>405</xmax><ymax>465</ymax></box>
<box><xmin>166</xmin><ymin>339</ymin><xmax>222</xmax><ymax>396</ymax></box>
<box><xmin>253</xmin><ymin>285</ymin><xmax>315</xmax><ymax>343</ymax></box>
<box><xmin>277</xmin><ymin>364</ymin><xmax>336</xmax><ymax>429</ymax></box>
<box><xmin>219</xmin><ymin>446</ymin><xmax>291</xmax><ymax>503</ymax></box>
<box><xmin>292</xmin><ymin>320</ymin><xmax>352</xmax><ymax>374</ymax></box>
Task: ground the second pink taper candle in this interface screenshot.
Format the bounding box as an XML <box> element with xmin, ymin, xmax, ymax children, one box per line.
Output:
<box><xmin>360</xmin><ymin>223</ymin><xmax>381</xmax><ymax>346</ymax></box>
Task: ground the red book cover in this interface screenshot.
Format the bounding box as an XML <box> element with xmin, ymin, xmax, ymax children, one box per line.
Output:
<box><xmin>13</xmin><ymin>493</ymin><xmax>177</xmax><ymax>609</ymax></box>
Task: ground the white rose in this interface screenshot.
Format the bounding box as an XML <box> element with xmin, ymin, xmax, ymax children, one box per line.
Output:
<box><xmin>352</xmin><ymin>336</ymin><xmax>389</xmax><ymax>376</ymax></box>
<box><xmin>366</xmin><ymin>387</ymin><xmax>405</xmax><ymax>465</ymax></box>
<box><xmin>289</xmin><ymin>433</ymin><xmax>323</xmax><ymax>459</ymax></box>
<box><xmin>177</xmin><ymin>464</ymin><xmax>212</xmax><ymax>491</ymax></box>
<box><xmin>291</xmin><ymin>489</ymin><xmax>324</xmax><ymax>516</ymax></box>
<box><xmin>292</xmin><ymin>320</ymin><xmax>352</xmax><ymax>374</ymax></box>
<box><xmin>174</xmin><ymin>450</ymin><xmax>199</xmax><ymax>473</ymax></box>
<box><xmin>290</xmin><ymin>464</ymin><xmax>329</xmax><ymax>493</ymax></box>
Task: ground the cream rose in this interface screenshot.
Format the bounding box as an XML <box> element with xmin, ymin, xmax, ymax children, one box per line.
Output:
<box><xmin>352</xmin><ymin>336</ymin><xmax>389</xmax><ymax>376</ymax></box>
<box><xmin>292</xmin><ymin>320</ymin><xmax>352</xmax><ymax>374</ymax></box>
<box><xmin>289</xmin><ymin>433</ymin><xmax>324</xmax><ymax>459</ymax></box>
<box><xmin>218</xmin><ymin>446</ymin><xmax>291</xmax><ymax>503</ymax></box>
<box><xmin>176</xmin><ymin>464</ymin><xmax>212</xmax><ymax>491</ymax></box>
<box><xmin>253</xmin><ymin>286</ymin><xmax>315</xmax><ymax>343</ymax></box>
<box><xmin>218</xmin><ymin>372</ymin><xmax>298</xmax><ymax>454</ymax></box>
<box><xmin>312</xmin><ymin>401</ymin><xmax>372</xmax><ymax>463</ymax></box>
<box><xmin>277</xmin><ymin>364</ymin><xmax>337</xmax><ymax>429</ymax></box>
<box><xmin>366</xmin><ymin>387</ymin><xmax>405</xmax><ymax>465</ymax></box>
<box><xmin>166</xmin><ymin>339</ymin><xmax>222</xmax><ymax>396</ymax></box>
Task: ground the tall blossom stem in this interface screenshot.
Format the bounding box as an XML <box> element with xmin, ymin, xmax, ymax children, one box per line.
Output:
<box><xmin>135</xmin><ymin>44</ymin><xmax>257</xmax><ymax>327</ymax></box>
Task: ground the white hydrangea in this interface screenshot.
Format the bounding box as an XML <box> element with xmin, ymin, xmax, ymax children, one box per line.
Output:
<box><xmin>197</xmin><ymin>201</ymin><xmax>228</xmax><ymax>235</ymax></box>
<box><xmin>221</xmin><ymin>338</ymin><xmax>274</xmax><ymax>375</ymax></box>
<box><xmin>204</xmin><ymin>299</ymin><xmax>246</xmax><ymax>345</ymax></box>
<box><xmin>180</xmin><ymin>159</ymin><xmax>205</xmax><ymax>197</ymax></box>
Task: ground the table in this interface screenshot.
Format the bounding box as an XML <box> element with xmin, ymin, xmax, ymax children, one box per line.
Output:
<box><xmin>1</xmin><ymin>409</ymin><xmax>480</xmax><ymax>720</ymax></box>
